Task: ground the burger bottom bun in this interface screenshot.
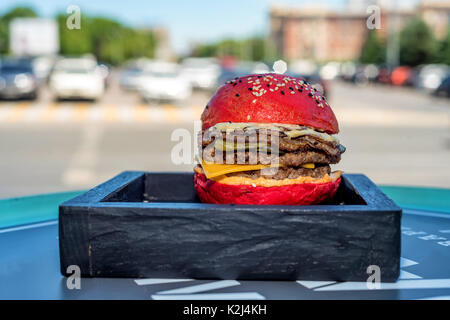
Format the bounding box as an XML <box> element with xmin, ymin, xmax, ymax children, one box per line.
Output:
<box><xmin>194</xmin><ymin>173</ymin><xmax>341</xmax><ymax>205</ymax></box>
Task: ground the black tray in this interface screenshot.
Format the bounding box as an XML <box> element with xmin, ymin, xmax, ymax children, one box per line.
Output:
<box><xmin>59</xmin><ymin>172</ymin><xmax>401</xmax><ymax>281</ymax></box>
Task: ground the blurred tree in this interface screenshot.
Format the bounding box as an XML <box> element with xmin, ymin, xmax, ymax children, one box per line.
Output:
<box><xmin>192</xmin><ymin>36</ymin><xmax>272</xmax><ymax>61</ymax></box>
<box><xmin>434</xmin><ymin>28</ymin><xmax>450</xmax><ymax>65</ymax></box>
<box><xmin>399</xmin><ymin>17</ymin><xmax>436</xmax><ymax>66</ymax></box>
<box><xmin>359</xmin><ymin>30</ymin><xmax>386</xmax><ymax>64</ymax></box>
<box><xmin>0</xmin><ymin>6</ymin><xmax>38</xmax><ymax>54</ymax></box>
<box><xmin>193</xmin><ymin>43</ymin><xmax>216</xmax><ymax>57</ymax></box>
<box><xmin>57</xmin><ymin>14</ymin><xmax>156</xmax><ymax>65</ymax></box>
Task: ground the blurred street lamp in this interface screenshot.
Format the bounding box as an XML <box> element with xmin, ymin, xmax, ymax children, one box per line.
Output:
<box><xmin>386</xmin><ymin>0</ymin><xmax>400</xmax><ymax>67</ymax></box>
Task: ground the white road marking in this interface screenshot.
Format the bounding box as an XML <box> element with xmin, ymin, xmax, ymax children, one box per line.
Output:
<box><xmin>118</xmin><ymin>104</ymin><xmax>133</xmax><ymax>122</ymax></box>
<box><xmin>399</xmin><ymin>270</ymin><xmax>422</xmax><ymax>280</ymax></box>
<box><xmin>148</xmin><ymin>105</ymin><xmax>165</xmax><ymax>122</ymax></box>
<box><xmin>61</xmin><ymin>123</ymin><xmax>103</xmax><ymax>187</ymax></box>
<box><xmin>151</xmin><ymin>292</ymin><xmax>265</xmax><ymax>300</ymax></box>
<box><xmin>0</xmin><ymin>103</ymin><xmax>13</xmax><ymax>121</ymax></box>
<box><xmin>88</xmin><ymin>105</ymin><xmax>103</xmax><ymax>122</ymax></box>
<box><xmin>0</xmin><ymin>220</ymin><xmax>57</xmax><ymax>234</ymax></box>
<box><xmin>134</xmin><ymin>278</ymin><xmax>193</xmax><ymax>286</ymax></box>
<box><xmin>400</xmin><ymin>257</ymin><xmax>419</xmax><ymax>268</ymax></box>
<box><xmin>315</xmin><ymin>279</ymin><xmax>450</xmax><ymax>291</ymax></box>
<box><xmin>296</xmin><ymin>280</ymin><xmax>336</xmax><ymax>289</ymax></box>
<box><xmin>55</xmin><ymin>104</ymin><xmax>74</xmax><ymax>122</ymax></box>
<box><xmin>23</xmin><ymin>103</ymin><xmax>46</xmax><ymax>122</ymax></box>
<box><xmin>156</xmin><ymin>280</ymin><xmax>240</xmax><ymax>295</ymax></box>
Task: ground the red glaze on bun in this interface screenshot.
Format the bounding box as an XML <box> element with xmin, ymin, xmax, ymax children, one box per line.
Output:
<box><xmin>194</xmin><ymin>173</ymin><xmax>341</xmax><ymax>205</ymax></box>
<box><xmin>201</xmin><ymin>73</ymin><xmax>339</xmax><ymax>134</ymax></box>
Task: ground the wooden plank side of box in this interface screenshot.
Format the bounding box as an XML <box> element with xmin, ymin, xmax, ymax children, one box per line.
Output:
<box><xmin>60</xmin><ymin>205</ymin><xmax>400</xmax><ymax>281</ymax></box>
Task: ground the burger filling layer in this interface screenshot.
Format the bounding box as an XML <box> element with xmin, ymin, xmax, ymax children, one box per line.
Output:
<box><xmin>198</xmin><ymin>122</ymin><xmax>344</xmax><ymax>186</ymax></box>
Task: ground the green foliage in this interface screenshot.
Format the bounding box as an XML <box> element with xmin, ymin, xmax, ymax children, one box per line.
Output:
<box><xmin>57</xmin><ymin>14</ymin><xmax>92</xmax><ymax>55</ymax></box>
<box><xmin>2</xmin><ymin>6</ymin><xmax>37</xmax><ymax>21</ymax></box>
<box><xmin>57</xmin><ymin>14</ymin><xmax>157</xmax><ymax>65</ymax></box>
<box><xmin>359</xmin><ymin>30</ymin><xmax>386</xmax><ymax>64</ymax></box>
<box><xmin>0</xmin><ymin>6</ymin><xmax>38</xmax><ymax>54</ymax></box>
<box><xmin>434</xmin><ymin>28</ymin><xmax>450</xmax><ymax>65</ymax></box>
<box><xmin>192</xmin><ymin>36</ymin><xmax>274</xmax><ymax>61</ymax></box>
<box><xmin>399</xmin><ymin>17</ymin><xmax>436</xmax><ymax>66</ymax></box>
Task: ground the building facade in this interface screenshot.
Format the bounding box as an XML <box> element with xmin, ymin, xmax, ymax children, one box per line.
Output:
<box><xmin>270</xmin><ymin>0</ymin><xmax>450</xmax><ymax>62</ymax></box>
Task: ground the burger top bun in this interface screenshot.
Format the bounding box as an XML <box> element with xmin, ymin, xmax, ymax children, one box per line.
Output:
<box><xmin>201</xmin><ymin>73</ymin><xmax>339</xmax><ymax>134</ymax></box>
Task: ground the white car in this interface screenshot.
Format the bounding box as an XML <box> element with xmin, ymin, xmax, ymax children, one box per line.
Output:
<box><xmin>415</xmin><ymin>64</ymin><xmax>450</xmax><ymax>91</ymax></box>
<box><xmin>180</xmin><ymin>58</ymin><xmax>220</xmax><ymax>90</ymax></box>
<box><xmin>119</xmin><ymin>58</ymin><xmax>153</xmax><ymax>91</ymax></box>
<box><xmin>49</xmin><ymin>58</ymin><xmax>105</xmax><ymax>100</ymax></box>
<box><xmin>138</xmin><ymin>62</ymin><xmax>192</xmax><ymax>102</ymax></box>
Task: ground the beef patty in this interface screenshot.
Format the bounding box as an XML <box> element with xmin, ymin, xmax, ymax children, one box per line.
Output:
<box><xmin>200</xmin><ymin>128</ymin><xmax>342</xmax><ymax>162</ymax></box>
<box><xmin>202</xmin><ymin>148</ymin><xmax>340</xmax><ymax>166</ymax></box>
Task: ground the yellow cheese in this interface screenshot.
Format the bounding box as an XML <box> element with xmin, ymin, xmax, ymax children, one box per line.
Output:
<box><xmin>201</xmin><ymin>161</ymin><xmax>282</xmax><ymax>179</ymax></box>
<box><xmin>200</xmin><ymin>161</ymin><xmax>315</xmax><ymax>179</ymax></box>
<box><xmin>213</xmin><ymin>171</ymin><xmax>342</xmax><ymax>187</ymax></box>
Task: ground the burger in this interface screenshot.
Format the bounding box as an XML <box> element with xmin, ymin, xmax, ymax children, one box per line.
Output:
<box><xmin>194</xmin><ymin>73</ymin><xmax>345</xmax><ymax>205</ymax></box>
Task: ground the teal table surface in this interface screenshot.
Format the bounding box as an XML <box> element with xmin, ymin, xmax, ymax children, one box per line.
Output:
<box><xmin>0</xmin><ymin>191</ymin><xmax>83</xmax><ymax>229</ymax></box>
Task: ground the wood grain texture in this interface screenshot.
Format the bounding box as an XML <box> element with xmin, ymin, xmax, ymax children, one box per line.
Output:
<box><xmin>59</xmin><ymin>172</ymin><xmax>401</xmax><ymax>281</ymax></box>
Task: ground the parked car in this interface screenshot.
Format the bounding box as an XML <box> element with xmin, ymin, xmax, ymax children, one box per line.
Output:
<box><xmin>287</xmin><ymin>71</ymin><xmax>329</xmax><ymax>97</ymax></box>
<box><xmin>97</xmin><ymin>62</ymin><xmax>111</xmax><ymax>88</ymax></box>
<box><xmin>119</xmin><ymin>59</ymin><xmax>151</xmax><ymax>91</ymax></box>
<box><xmin>216</xmin><ymin>66</ymin><xmax>328</xmax><ymax>97</ymax></box>
<box><xmin>32</xmin><ymin>55</ymin><xmax>57</xmax><ymax>83</ymax></box>
<box><xmin>350</xmin><ymin>64</ymin><xmax>379</xmax><ymax>86</ymax></box>
<box><xmin>434</xmin><ymin>75</ymin><xmax>450</xmax><ymax>97</ymax></box>
<box><xmin>0</xmin><ymin>57</ymin><xmax>38</xmax><ymax>100</ymax></box>
<box><xmin>215</xmin><ymin>61</ymin><xmax>269</xmax><ymax>88</ymax></box>
<box><xmin>236</xmin><ymin>61</ymin><xmax>270</xmax><ymax>74</ymax></box>
<box><xmin>376</xmin><ymin>64</ymin><xmax>393</xmax><ymax>84</ymax></box>
<box><xmin>390</xmin><ymin>66</ymin><xmax>415</xmax><ymax>86</ymax></box>
<box><xmin>339</xmin><ymin>61</ymin><xmax>358</xmax><ymax>82</ymax></box>
<box><xmin>415</xmin><ymin>64</ymin><xmax>450</xmax><ymax>91</ymax></box>
<box><xmin>49</xmin><ymin>57</ymin><xmax>105</xmax><ymax>101</ymax></box>
<box><xmin>180</xmin><ymin>58</ymin><xmax>220</xmax><ymax>90</ymax></box>
<box><xmin>319</xmin><ymin>62</ymin><xmax>342</xmax><ymax>80</ymax></box>
<box><xmin>138</xmin><ymin>62</ymin><xmax>192</xmax><ymax>102</ymax></box>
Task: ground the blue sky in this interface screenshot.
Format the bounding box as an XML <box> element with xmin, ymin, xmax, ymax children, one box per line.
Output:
<box><xmin>0</xmin><ymin>0</ymin><xmax>417</xmax><ymax>53</ymax></box>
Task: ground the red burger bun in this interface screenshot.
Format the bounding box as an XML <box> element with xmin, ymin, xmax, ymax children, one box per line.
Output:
<box><xmin>201</xmin><ymin>73</ymin><xmax>339</xmax><ymax>134</ymax></box>
<box><xmin>194</xmin><ymin>173</ymin><xmax>341</xmax><ymax>205</ymax></box>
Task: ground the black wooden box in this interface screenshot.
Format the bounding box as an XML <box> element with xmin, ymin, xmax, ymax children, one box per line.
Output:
<box><xmin>59</xmin><ymin>172</ymin><xmax>401</xmax><ymax>282</ymax></box>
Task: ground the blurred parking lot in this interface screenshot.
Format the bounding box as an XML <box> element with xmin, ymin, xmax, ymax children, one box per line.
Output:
<box><xmin>1</xmin><ymin>68</ymin><xmax>449</xmax><ymax>198</ymax></box>
<box><xmin>1</xmin><ymin>1</ymin><xmax>450</xmax><ymax>198</ymax></box>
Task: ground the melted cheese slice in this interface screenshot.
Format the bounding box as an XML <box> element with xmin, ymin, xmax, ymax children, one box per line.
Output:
<box><xmin>201</xmin><ymin>161</ymin><xmax>283</xmax><ymax>179</ymax></box>
<box><xmin>200</xmin><ymin>161</ymin><xmax>315</xmax><ymax>179</ymax></box>
<box><xmin>213</xmin><ymin>171</ymin><xmax>342</xmax><ymax>187</ymax></box>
